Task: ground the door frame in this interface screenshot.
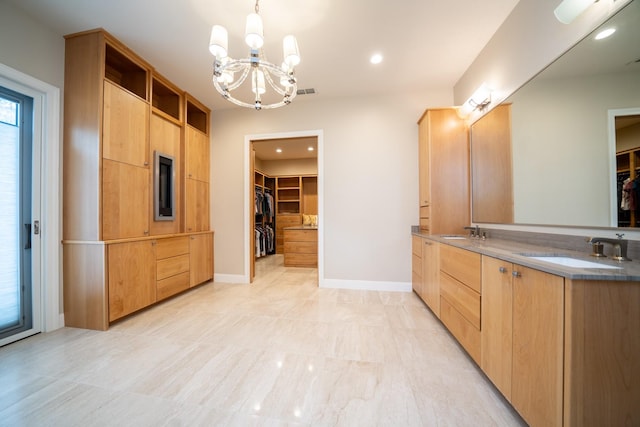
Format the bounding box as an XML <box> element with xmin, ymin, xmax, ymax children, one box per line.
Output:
<box><xmin>0</xmin><ymin>63</ymin><xmax>61</xmax><ymax>345</ymax></box>
<box><xmin>608</xmin><ymin>107</ymin><xmax>640</xmax><ymax>227</ymax></box>
<box><xmin>244</xmin><ymin>129</ymin><xmax>324</xmax><ymax>284</ymax></box>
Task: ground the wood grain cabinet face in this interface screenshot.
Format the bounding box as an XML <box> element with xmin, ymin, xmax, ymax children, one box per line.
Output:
<box><xmin>107</xmin><ymin>240</ymin><xmax>156</xmax><ymax>322</ymax></box>
<box><xmin>417</xmin><ymin>108</ymin><xmax>469</xmax><ymax>234</ymax></box>
<box><xmin>190</xmin><ymin>233</ymin><xmax>213</xmax><ymax>287</ymax></box>
<box><xmin>103</xmin><ymin>80</ymin><xmax>149</xmax><ymax>168</ymax></box>
<box><xmin>411</xmin><ymin>236</ymin><xmax>424</xmax><ymax>298</ymax></box>
<box><xmin>421</xmin><ymin>239</ymin><xmax>440</xmax><ymax>317</ymax></box>
<box><xmin>481</xmin><ymin>256</ymin><xmax>513</xmax><ymax>401</ymax></box>
<box><xmin>512</xmin><ymin>265</ymin><xmax>564</xmax><ymax>427</ymax></box>
<box><xmin>481</xmin><ymin>257</ymin><xmax>564</xmax><ymax>427</ymax></box>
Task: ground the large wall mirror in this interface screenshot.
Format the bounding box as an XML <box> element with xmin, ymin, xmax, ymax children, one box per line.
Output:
<box><xmin>471</xmin><ymin>0</ymin><xmax>640</xmax><ymax>228</ymax></box>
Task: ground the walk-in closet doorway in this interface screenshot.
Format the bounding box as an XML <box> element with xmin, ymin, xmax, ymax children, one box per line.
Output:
<box><xmin>245</xmin><ymin>130</ymin><xmax>323</xmax><ymax>283</ymax></box>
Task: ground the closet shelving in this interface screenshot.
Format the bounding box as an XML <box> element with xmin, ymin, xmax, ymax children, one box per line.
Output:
<box><xmin>254</xmin><ymin>170</ymin><xmax>276</xmax><ymax>259</ymax></box>
<box><xmin>616</xmin><ymin>148</ymin><xmax>640</xmax><ymax>227</ymax></box>
<box><xmin>276</xmin><ymin>176</ymin><xmax>301</xmax><ymax>214</ymax></box>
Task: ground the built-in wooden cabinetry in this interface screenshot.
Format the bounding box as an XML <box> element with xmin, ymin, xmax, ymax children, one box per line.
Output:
<box><xmin>274</xmin><ymin>175</ymin><xmax>317</xmax><ymax>254</ymax></box>
<box><xmin>62</xmin><ymin>29</ymin><xmax>213</xmax><ymax>330</ymax></box>
<box><xmin>283</xmin><ymin>227</ymin><xmax>318</xmax><ymax>267</ymax></box>
<box><xmin>470</xmin><ymin>104</ymin><xmax>513</xmax><ymax>224</ymax></box>
<box><xmin>439</xmin><ymin>244</ymin><xmax>482</xmax><ymax>364</ymax></box>
<box><xmin>411</xmin><ymin>236</ymin><xmax>639</xmax><ymax>426</ymax></box>
<box><xmin>417</xmin><ymin>108</ymin><xmax>469</xmax><ymax>234</ymax></box>
<box><xmin>482</xmin><ymin>256</ymin><xmax>564</xmax><ymax>426</ymax></box>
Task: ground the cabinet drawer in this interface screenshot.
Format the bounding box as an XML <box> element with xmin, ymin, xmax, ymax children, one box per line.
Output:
<box><xmin>420</xmin><ymin>206</ymin><xmax>430</xmax><ymax>219</ymax></box>
<box><xmin>419</xmin><ymin>218</ymin><xmax>430</xmax><ymax>231</ymax></box>
<box><xmin>157</xmin><ymin>271</ymin><xmax>190</xmax><ymax>301</ymax></box>
<box><xmin>284</xmin><ymin>253</ymin><xmax>317</xmax><ymax>267</ymax></box>
<box><xmin>440</xmin><ymin>271</ymin><xmax>480</xmax><ymax>329</ymax></box>
<box><xmin>276</xmin><ymin>214</ymin><xmax>302</xmax><ymax>228</ymax></box>
<box><xmin>412</xmin><ymin>236</ymin><xmax>422</xmax><ymax>257</ymax></box>
<box><xmin>156</xmin><ymin>236</ymin><xmax>189</xmax><ymax>260</ymax></box>
<box><xmin>157</xmin><ymin>254</ymin><xmax>190</xmax><ymax>280</ymax></box>
<box><xmin>284</xmin><ymin>241</ymin><xmax>317</xmax><ymax>254</ymax></box>
<box><xmin>440</xmin><ymin>244</ymin><xmax>481</xmax><ymax>293</ymax></box>
<box><xmin>284</xmin><ymin>229</ymin><xmax>317</xmax><ymax>242</ymax></box>
<box><xmin>440</xmin><ymin>296</ymin><xmax>480</xmax><ymax>364</ymax></box>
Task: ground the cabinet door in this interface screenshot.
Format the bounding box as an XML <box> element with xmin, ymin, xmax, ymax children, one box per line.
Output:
<box><xmin>103</xmin><ymin>80</ymin><xmax>149</xmax><ymax>167</ymax></box>
<box><xmin>190</xmin><ymin>233</ymin><xmax>213</xmax><ymax>287</ymax></box>
<box><xmin>185</xmin><ymin>179</ymin><xmax>209</xmax><ymax>232</ymax></box>
<box><xmin>422</xmin><ymin>239</ymin><xmax>440</xmax><ymax>317</ymax></box>
<box><xmin>481</xmin><ymin>256</ymin><xmax>513</xmax><ymax>400</ymax></box>
<box><xmin>185</xmin><ymin>126</ymin><xmax>209</xmax><ymax>182</ymax></box>
<box><xmin>512</xmin><ymin>265</ymin><xmax>564</xmax><ymax>427</ymax></box>
<box><xmin>108</xmin><ymin>240</ymin><xmax>156</xmax><ymax>322</ymax></box>
<box><xmin>411</xmin><ymin>236</ymin><xmax>423</xmax><ymax>297</ymax></box>
<box><xmin>102</xmin><ymin>159</ymin><xmax>149</xmax><ymax>240</ymax></box>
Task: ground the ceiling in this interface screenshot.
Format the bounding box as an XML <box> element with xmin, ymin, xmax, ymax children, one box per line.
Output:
<box><xmin>253</xmin><ymin>136</ymin><xmax>317</xmax><ymax>161</ymax></box>
<box><xmin>8</xmin><ymin>0</ymin><xmax>520</xmax><ymax>112</ymax></box>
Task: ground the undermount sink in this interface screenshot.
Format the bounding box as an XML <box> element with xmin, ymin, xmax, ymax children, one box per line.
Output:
<box><xmin>522</xmin><ymin>255</ymin><xmax>622</xmax><ymax>269</ymax></box>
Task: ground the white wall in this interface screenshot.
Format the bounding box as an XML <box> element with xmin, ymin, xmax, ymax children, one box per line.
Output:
<box><xmin>0</xmin><ymin>1</ymin><xmax>65</xmax><ymax>317</ymax></box>
<box><xmin>211</xmin><ymin>90</ymin><xmax>452</xmax><ymax>286</ymax></box>
<box><xmin>454</xmin><ymin>0</ymin><xmax>631</xmax><ymax>114</ymax></box>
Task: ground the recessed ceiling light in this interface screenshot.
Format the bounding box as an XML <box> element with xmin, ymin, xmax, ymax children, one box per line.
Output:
<box><xmin>595</xmin><ymin>28</ymin><xmax>616</xmax><ymax>40</ymax></box>
<box><xmin>276</xmin><ymin>148</ymin><xmax>282</xmax><ymax>153</ymax></box>
<box><xmin>307</xmin><ymin>146</ymin><xmax>314</xmax><ymax>151</ymax></box>
<box><xmin>370</xmin><ymin>53</ymin><xmax>383</xmax><ymax>65</ymax></box>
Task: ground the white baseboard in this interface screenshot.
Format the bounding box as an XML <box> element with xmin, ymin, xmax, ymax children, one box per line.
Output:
<box><xmin>214</xmin><ymin>273</ymin><xmax>249</xmax><ymax>284</ymax></box>
<box><xmin>320</xmin><ymin>278</ymin><xmax>412</xmax><ymax>292</ymax></box>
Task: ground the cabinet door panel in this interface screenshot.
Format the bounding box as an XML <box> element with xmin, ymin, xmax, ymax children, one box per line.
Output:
<box><xmin>190</xmin><ymin>233</ymin><xmax>213</xmax><ymax>287</ymax></box>
<box><xmin>102</xmin><ymin>159</ymin><xmax>149</xmax><ymax>240</ymax></box>
<box><xmin>185</xmin><ymin>127</ymin><xmax>209</xmax><ymax>182</ymax></box>
<box><xmin>422</xmin><ymin>239</ymin><xmax>440</xmax><ymax>317</ymax></box>
<box><xmin>108</xmin><ymin>240</ymin><xmax>156</xmax><ymax>321</ymax></box>
<box><xmin>512</xmin><ymin>266</ymin><xmax>564</xmax><ymax>427</ymax></box>
<box><xmin>103</xmin><ymin>80</ymin><xmax>149</xmax><ymax>167</ymax></box>
<box><xmin>481</xmin><ymin>256</ymin><xmax>513</xmax><ymax>400</ymax></box>
<box><xmin>185</xmin><ymin>179</ymin><xmax>209</xmax><ymax>232</ymax></box>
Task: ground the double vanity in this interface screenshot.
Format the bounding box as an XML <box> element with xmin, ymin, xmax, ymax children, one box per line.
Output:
<box><xmin>411</xmin><ymin>230</ymin><xmax>639</xmax><ymax>427</ymax></box>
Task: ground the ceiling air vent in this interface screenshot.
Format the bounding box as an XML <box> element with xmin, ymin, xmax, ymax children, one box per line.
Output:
<box><xmin>296</xmin><ymin>88</ymin><xmax>316</xmax><ymax>95</ymax></box>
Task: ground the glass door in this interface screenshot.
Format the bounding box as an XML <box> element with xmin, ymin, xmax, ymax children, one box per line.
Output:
<box><xmin>0</xmin><ymin>86</ymin><xmax>34</xmax><ymax>342</ymax></box>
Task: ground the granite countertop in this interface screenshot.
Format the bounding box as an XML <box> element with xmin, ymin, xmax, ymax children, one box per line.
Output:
<box><xmin>412</xmin><ymin>231</ymin><xmax>640</xmax><ymax>281</ymax></box>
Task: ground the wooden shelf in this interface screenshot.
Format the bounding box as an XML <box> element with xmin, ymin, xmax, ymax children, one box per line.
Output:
<box><xmin>152</xmin><ymin>75</ymin><xmax>181</xmax><ymax>121</ymax></box>
<box><xmin>105</xmin><ymin>44</ymin><xmax>148</xmax><ymax>100</ymax></box>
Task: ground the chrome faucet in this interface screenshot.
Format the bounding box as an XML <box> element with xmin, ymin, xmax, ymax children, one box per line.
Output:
<box><xmin>463</xmin><ymin>225</ymin><xmax>481</xmax><ymax>238</ymax></box>
<box><xmin>587</xmin><ymin>234</ymin><xmax>631</xmax><ymax>261</ymax></box>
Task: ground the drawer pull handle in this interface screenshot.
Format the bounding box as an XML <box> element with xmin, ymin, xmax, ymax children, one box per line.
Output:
<box><xmin>512</xmin><ymin>271</ymin><xmax>521</xmax><ymax>278</ymax></box>
<box><xmin>499</xmin><ymin>267</ymin><xmax>507</xmax><ymax>273</ymax></box>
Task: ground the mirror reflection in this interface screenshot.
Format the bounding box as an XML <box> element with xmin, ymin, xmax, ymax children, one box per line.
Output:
<box><xmin>471</xmin><ymin>0</ymin><xmax>640</xmax><ymax>228</ymax></box>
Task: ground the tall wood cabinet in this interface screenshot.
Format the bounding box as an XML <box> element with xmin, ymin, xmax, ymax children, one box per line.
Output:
<box><xmin>417</xmin><ymin>108</ymin><xmax>469</xmax><ymax>234</ymax></box>
<box><xmin>62</xmin><ymin>29</ymin><xmax>213</xmax><ymax>330</ymax></box>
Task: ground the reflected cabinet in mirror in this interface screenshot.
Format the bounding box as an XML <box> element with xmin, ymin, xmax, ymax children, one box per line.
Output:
<box><xmin>471</xmin><ymin>0</ymin><xmax>640</xmax><ymax>228</ymax></box>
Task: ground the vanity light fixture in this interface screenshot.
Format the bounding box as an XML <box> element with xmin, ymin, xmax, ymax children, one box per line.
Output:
<box><xmin>208</xmin><ymin>0</ymin><xmax>301</xmax><ymax>110</ymax></box>
<box><xmin>554</xmin><ymin>0</ymin><xmax>598</xmax><ymax>24</ymax></box>
<box><xmin>457</xmin><ymin>83</ymin><xmax>492</xmax><ymax>118</ymax></box>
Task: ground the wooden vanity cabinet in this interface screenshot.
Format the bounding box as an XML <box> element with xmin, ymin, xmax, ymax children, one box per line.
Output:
<box><xmin>411</xmin><ymin>236</ymin><xmax>424</xmax><ymax>297</ymax></box>
<box><xmin>417</xmin><ymin>108</ymin><xmax>469</xmax><ymax>234</ymax></box>
<box><xmin>439</xmin><ymin>244</ymin><xmax>481</xmax><ymax>363</ymax></box>
<box><xmin>422</xmin><ymin>238</ymin><xmax>440</xmax><ymax>317</ymax></box>
<box><xmin>481</xmin><ymin>255</ymin><xmax>564</xmax><ymax>427</ymax></box>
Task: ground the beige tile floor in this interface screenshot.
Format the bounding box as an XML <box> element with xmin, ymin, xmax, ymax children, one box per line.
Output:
<box><xmin>0</xmin><ymin>255</ymin><xmax>526</xmax><ymax>426</ymax></box>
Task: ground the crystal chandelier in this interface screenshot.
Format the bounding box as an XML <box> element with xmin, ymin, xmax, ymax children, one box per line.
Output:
<box><xmin>208</xmin><ymin>0</ymin><xmax>301</xmax><ymax>110</ymax></box>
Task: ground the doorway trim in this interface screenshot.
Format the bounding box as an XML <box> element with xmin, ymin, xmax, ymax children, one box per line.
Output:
<box><xmin>608</xmin><ymin>107</ymin><xmax>640</xmax><ymax>227</ymax></box>
<box><xmin>0</xmin><ymin>63</ymin><xmax>61</xmax><ymax>342</ymax></box>
<box><xmin>244</xmin><ymin>129</ymin><xmax>324</xmax><ymax>284</ymax></box>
